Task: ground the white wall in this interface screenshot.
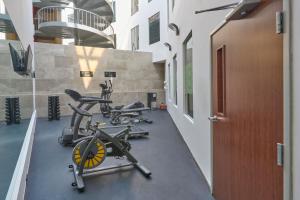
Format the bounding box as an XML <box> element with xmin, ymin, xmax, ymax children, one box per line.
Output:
<box><xmin>112</xmin><ymin>0</ymin><xmax>168</xmax><ymax>62</ymax></box>
<box><xmin>292</xmin><ymin>0</ymin><xmax>299</xmax><ymax>199</ymax></box>
<box><xmin>165</xmin><ymin>0</ymin><xmax>240</xmax><ymax>187</ymax></box>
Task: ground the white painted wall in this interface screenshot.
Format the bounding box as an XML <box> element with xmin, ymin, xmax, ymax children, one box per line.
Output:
<box><xmin>112</xmin><ymin>0</ymin><xmax>168</xmax><ymax>62</ymax></box>
<box><xmin>292</xmin><ymin>0</ymin><xmax>299</xmax><ymax>199</ymax></box>
<box><xmin>165</xmin><ymin>0</ymin><xmax>240</xmax><ymax>187</ymax></box>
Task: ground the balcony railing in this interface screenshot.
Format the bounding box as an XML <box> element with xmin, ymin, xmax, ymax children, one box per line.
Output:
<box><xmin>37</xmin><ymin>6</ymin><xmax>114</xmax><ymax>36</ymax></box>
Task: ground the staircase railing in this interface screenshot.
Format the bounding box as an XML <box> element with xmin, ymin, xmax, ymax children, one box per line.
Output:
<box><xmin>37</xmin><ymin>6</ymin><xmax>114</xmax><ymax>36</ymax></box>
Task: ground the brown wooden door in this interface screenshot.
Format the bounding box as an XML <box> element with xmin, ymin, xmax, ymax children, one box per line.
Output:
<box><xmin>211</xmin><ymin>1</ymin><xmax>283</xmax><ymax>200</ymax></box>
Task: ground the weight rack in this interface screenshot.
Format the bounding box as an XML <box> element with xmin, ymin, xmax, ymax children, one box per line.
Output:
<box><xmin>48</xmin><ymin>96</ymin><xmax>60</xmax><ymax>121</ymax></box>
<box><xmin>5</xmin><ymin>97</ymin><xmax>21</xmax><ymax>125</ymax></box>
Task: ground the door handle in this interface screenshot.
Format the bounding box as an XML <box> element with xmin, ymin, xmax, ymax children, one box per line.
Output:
<box><xmin>208</xmin><ymin>115</ymin><xmax>219</xmax><ymax>122</ymax></box>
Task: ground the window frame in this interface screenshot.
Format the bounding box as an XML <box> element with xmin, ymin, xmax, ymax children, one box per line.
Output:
<box><xmin>131</xmin><ymin>0</ymin><xmax>139</xmax><ymax>15</ymax></box>
<box><xmin>148</xmin><ymin>12</ymin><xmax>160</xmax><ymax>45</ymax></box>
<box><xmin>183</xmin><ymin>31</ymin><xmax>193</xmax><ymax>118</ymax></box>
<box><xmin>168</xmin><ymin>63</ymin><xmax>172</xmax><ymax>100</ymax></box>
<box><xmin>112</xmin><ymin>1</ymin><xmax>116</xmax><ymax>22</ymax></box>
<box><xmin>131</xmin><ymin>25</ymin><xmax>139</xmax><ymax>51</ymax></box>
<box><xmin>173</xmin><ymin>54</ymin><xmax>178</xmax><ymax>105</ymax></box>
<box><xmin>172</xmin><ymin>0</ymin><xmax>175</xmax><ymax>10</ymax></box>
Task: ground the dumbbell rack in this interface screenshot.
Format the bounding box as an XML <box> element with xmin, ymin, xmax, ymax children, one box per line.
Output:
<box><xmin>48</xmin><ymin>96</ymin><xmax>60</xmax><ymax>121</ymax></box>
<box><xmin>5</xmin><ymin>97</ymin><xmax>21</xmax><ymax>125</ymax></box>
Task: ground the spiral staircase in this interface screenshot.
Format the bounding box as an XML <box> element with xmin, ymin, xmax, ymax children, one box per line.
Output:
<box><xmin>0</xmin><ymin>1</ymin><xmax>16</xmax><ymax>35</ymax></box>
<box><xmin>0</xmin><ymin>13</ymin><xmax>15</xmax><ymax>34</ymax></box>
<box><xmin>33</xmin><ymin>0</ymin><xmax>115</xmax><ymax>48</ymax></box>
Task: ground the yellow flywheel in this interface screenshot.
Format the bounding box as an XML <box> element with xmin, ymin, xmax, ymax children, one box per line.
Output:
<box><xmin>72</xmin><ymin>138</ymin><xmax>107</xmax><ymax>169</ymax></box>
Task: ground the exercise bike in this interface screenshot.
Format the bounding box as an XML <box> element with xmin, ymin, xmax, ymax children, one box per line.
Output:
<box><xmin>110</xmin><ymin>107</ymin><xmax>153</xmax><ymax>125</ymax></box>
<box><xmin>59</xmin><ymin>90</ymin><xmax>150</xmax><ymax>146</ymax></box>
<box><xmin>59</xmin><ymin>82</ymin><xmax>152</xmax><ymax>146</ymax></box>
<box><xmin>99</xmin><ymin>81</ymin><xmax>114</xmax><ymax>117</ymax></box>
<box><xmin>68</xmin><ymin>104</ymin><xmax>151</xmax><ymax>192</ymax></box>
<box><xmin>99</xmin><ymin>80</ymin><xmax>153</xmax><ymax>125</ymax></box>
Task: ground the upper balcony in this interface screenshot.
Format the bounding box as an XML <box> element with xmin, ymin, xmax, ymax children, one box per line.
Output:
<box><xmin>34</xmin><ymin>0</ymin><xmax>114</xmax><ymax>22</ymax></box>
<box><xmin>36</xmin><ymin>6</ymin><xmax>115</xmax><ymax>48</ymax></box>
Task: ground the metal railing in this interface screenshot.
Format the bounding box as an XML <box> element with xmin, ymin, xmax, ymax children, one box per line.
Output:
<box><xmin>37</xmin><ymin>6</ymin><xmax>114</xmax><ymax>35</ymax></box>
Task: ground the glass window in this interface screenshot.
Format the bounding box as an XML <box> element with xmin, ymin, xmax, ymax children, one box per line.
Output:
<box><xmin>173</xmin><ymin>54</ymin><xmax>177</xmax><ymax>105</ymax></box>
<box><xmin>149</xmin><ymin>12</ymin><xmax>160</xmax><ymax>45</ymax></box>
<box><xmin>168</xmin><ymin>63</ymin><xmax>171</xmax><ymax>99</ymax></box>
<box><xmin>112</xmin><ymin>1</ymin><xmax>116</xmax><ymax>22</ymax></box>
<box><xmin>172</xmin><ymin>0</ymin><xmax>175</xmax><ymax>10</ymax></box>
<box><xmin>183</xmin><ymin>32</ymin><xmax>193</xmax><ymax>118</ymax></box>
<box><xmin>131</xmin><ymin>25</ymin><xmax>139</xmax><ymax>50</ymax></box>
<box><xmin>131</xmin><ymin>0</ymin><xmax>139</xmax><ymax>15</ymax></box>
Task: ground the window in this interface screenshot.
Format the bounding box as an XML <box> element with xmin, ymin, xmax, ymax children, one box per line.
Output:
<box><xmin>149</xmin><ymin>12</ymin><xmax>160</xmax><ymax>45</ymax></box>
<box><xmin>168</xmin><ymin>63</ymin><xmax>171</xmax><ymax>99</ymax></box>
<box><xmin>131</xmin><ymin>0</ymin><xmax>139</xmax><ymax>15</ymax></box>
<box><xmin>112</xmin><ymin>1</ymin><xmax>116</xmax><ymax>22</ymax></box>
<box><xmin>217</xmin><ymin>45</ymin><xmax>226</xmax><ymax>115</ymax></box>
<box><xmin>172</xmin><ymin>0</ymin><xmax>175</xmax><ymax>10</ymax></box>
<box><xmin>131</xmin><ymin>25</ymin><xmax>139</xmax><ymax>50</ymax></box>
<box><xmin>183</xmin><ymin>32</ymin><xmax>193</xmax><ymax>118</ymax></box>
<box><xmin>173</xmin><ymin>54</ymin><xmax>177</xmax><ymax>105</ymax></box>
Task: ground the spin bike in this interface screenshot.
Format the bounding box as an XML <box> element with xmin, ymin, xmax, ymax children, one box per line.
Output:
<box><xmin>68</xmin><ymin>104</ymin><xmax>151</xmax><ymax>192</ymax></box>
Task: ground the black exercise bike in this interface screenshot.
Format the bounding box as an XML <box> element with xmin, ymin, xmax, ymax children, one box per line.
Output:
<box><xmin>68</xmin><ymin>104</ymin><xmax>151</xmax><ymax>192</ymax></box>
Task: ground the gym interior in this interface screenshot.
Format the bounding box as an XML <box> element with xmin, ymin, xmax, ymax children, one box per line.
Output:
<box><xmin>0</xmin><ymin>0</ymin><xmax>299</xmax><ymax>200</ymax></box>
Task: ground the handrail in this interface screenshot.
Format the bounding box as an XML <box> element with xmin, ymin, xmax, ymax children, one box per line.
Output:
<box><xmin>37</xmin><ymin>6</ymin><xmax>114</xmax><ymax>35</ymax></box>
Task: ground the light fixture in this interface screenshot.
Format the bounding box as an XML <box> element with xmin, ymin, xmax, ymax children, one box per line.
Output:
<box><xmin>225</xmin><ymin>0</ymin><xmax>261</xmax><ymax>21</ymax></box>
<box><xmin>195</xmin><ymin>0</ymin><xmax>261</xmax><ymax>21</ymax></box>
<box><xmin>168</xmin><ymin>23</ymin><xmax>180</xmax><ymax>36</ymax></box>
<box><xmin>163</xmin><ymin>42</ymin><xmax>172</xmax><ymax>51</ymax></box>
<box><xmin>195</xmin><ymin>2</ymin><xmax>238</xmax><ymax>14</ymax></box>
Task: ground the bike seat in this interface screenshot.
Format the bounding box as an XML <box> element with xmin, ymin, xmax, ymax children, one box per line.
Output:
<box><xmin>68</xmin><ymin>104</ymin><xmax>92</xmax><ymax>117</ymax></box>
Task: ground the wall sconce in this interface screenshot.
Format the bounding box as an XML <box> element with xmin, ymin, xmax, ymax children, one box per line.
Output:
<box><xmin>195</xmin><ymin>2</ymin><xmax>238</xmax><ymax>14</ymax></box>
<box><xmin>168</xmin><ymin>23</ymin><xmax>180</xmax><ymax>36</ymax></box>
<box><xmin>163</xmin><ymin>42</ymin><xmax>172</xmax><ymax>51</ymax></box>
<box><xmin>225</xmin><ymin>0</ymin><xmax>261</xmax><ymax>21</ymax></box>
<box><xmin>195</xmin><ymin>0</ymin><xmax>261</xmax><ymax>21</ymax></box>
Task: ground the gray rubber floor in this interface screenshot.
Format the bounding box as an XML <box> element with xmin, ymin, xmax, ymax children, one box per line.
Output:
<box><xmin>25</xmin><ymin>111</ymin><xmax>213</xmax><ymax>200</ymax></box>
<box><xmin>0</xmin><ymin>120</ymin><xmax>29</xmax><ymax>199</ymax></box>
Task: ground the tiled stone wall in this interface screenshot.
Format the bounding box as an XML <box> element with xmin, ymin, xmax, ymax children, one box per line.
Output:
<box><xmin>0</xmin><ymin>40</ymin><xmax>33</xmax><ymax>121</ymax></box>
<box><xmin>35</xmin><ymin>42</ymin><xmax>165</xmax><ymax>117</ymax></box>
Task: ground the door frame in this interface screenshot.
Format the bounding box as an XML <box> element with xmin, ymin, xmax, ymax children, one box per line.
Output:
<box><xmin>208</xmin><ymin>1</ymin><xmax>292</xmax><ymax>199</ymax></box>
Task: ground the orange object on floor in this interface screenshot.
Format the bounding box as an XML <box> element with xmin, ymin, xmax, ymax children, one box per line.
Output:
<box><xmin>160</xmin><ymin>103</ymin><xmax>167</xmax><ymax>110</ymax></box>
